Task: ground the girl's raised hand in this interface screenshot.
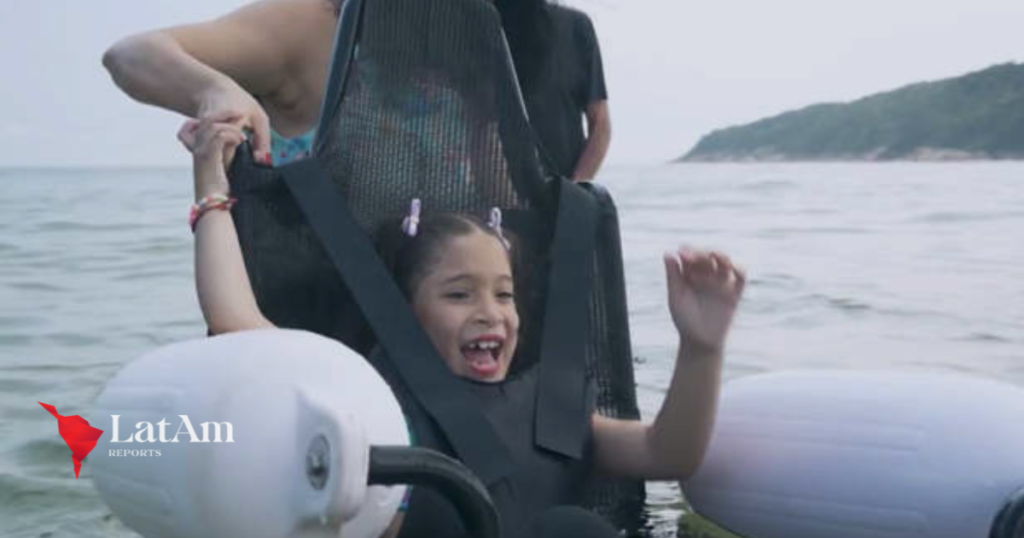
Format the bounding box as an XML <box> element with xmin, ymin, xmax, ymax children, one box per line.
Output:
<box><xmin>178</xmin><ymin>116</ymin><xmax>246</xmax><ymax>200</ymax></box>
<box><xmin>663</xmin><ymin>248</ymin><xmax>745</xmax><ymax>353</ymax></box>
<box><xmin>178</xmin><ymin>113</ymin><xmax>247</xmax><ymax>167</ymax></box>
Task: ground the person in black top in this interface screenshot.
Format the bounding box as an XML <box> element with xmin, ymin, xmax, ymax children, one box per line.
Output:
<box><xmin>520</xmin><ymin>3</ymin><xmax>611</xmax><ymax>182</ymax></box>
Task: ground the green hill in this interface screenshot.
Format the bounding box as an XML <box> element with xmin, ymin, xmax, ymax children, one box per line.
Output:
<box><xmin>682</xmin><ymin>63</ymin><xmax>1024</xmax><ymax>161</ymax></box>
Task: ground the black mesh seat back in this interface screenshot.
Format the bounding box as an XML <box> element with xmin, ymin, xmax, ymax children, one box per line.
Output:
<box><xmin>315</xmin><ymin>0</ymin><xmax>546</xmax><ymax>228</ymax></box>
<box><xmin>228</xmin><ymin>0</ymin><xmax>645</xmax><ymax>530</ymax></box>
<box><xmin>579</xmin><ymin>184</ymin><xmax>645</xmax><ymax>531</ymax></box>
<box><xmin>314</xmin><ymin>0</ymin><xmax>557</xmax><ymax>372</ymax></box>
<box><xmin>229</xmin><ymin>0</ymin><xmax>544</xmax><ymax>352</ymax></box>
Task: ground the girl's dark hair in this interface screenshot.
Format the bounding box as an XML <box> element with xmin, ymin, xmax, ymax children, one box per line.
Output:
<box><xmin>374</xmin><ymin>213</ymin><xmax>516</xmax><ymax>299</ymax></box>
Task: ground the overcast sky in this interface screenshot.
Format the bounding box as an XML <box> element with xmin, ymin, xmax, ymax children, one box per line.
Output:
<box><xmin>2</xmin><ymin>0</ymin><xmax>1022</xmax><ymax>167</ymax></box>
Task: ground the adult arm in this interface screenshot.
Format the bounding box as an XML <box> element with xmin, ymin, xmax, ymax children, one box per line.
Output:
<box><xmin>570</xmin><ymin>9</ymin><xmax>609</xmax><ymax>181</ymax></box>
<box><xmin>102</xmin><ymin>0</ymin><xmax>329</xmax><ymax>159</ymax></box>
<box><xmin>592</xmin><ymin>250</ymin><xmax>744</xmax><ymax>480</ymax></box>
<box><xmin>571</xmin><ymin>100</ymin><xmax>610</xmax><ymax>182</ymax></box>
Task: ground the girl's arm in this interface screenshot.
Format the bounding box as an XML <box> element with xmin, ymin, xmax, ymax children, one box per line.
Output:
<box><xmin>592</xmin><ymin>249</ymin><xmax>744</xmax><ymax>481</ymax></box>
<box><xmin>182</xmin><ymin>118</ymin><xmax>275</xmax><ymax>334</ymax></box>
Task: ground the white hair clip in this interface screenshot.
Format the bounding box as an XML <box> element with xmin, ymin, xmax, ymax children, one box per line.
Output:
<box><xmin>401</xmin><ymin>198</ymin><xmax>421</xmax><ymax>237</ymax></box>
<box><xmin>488</xmin><ymin>207</ymin><xmax>511</xmax><ymax>250</ymax></box>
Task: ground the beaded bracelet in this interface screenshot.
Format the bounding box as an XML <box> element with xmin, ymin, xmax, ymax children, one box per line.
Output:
<box><xmin>189</xmin><ymin>193</ymin><xmax>237</xmax><ymax>232</ymax></box>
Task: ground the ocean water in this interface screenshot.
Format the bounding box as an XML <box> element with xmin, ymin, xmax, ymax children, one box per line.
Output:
<box><xmin>1</xmin><ymin>163</ymin><xmax>1022</xmax><ymax>537</ymax></box>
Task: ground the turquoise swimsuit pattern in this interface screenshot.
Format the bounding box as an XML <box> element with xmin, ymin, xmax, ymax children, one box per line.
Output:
<box><xmin>270</xmin><ymin>129</ymin><xmax>316</xmax><ymax>166</ymax></box>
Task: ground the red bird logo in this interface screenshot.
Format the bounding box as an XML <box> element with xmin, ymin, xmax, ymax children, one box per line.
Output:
<box><xmin>39</xmin><ymin>402</ymin><xmax>104</xmax><ymax>478</ymax></box>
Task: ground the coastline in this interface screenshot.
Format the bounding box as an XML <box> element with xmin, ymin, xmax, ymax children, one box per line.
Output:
<box><xmin>679</xmin><ymin>147</ymin><xmax>1024</xmax><ymax>163</ymax></box>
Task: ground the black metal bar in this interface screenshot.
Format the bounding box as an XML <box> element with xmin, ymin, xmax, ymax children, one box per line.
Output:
<box><xmin>368</xmin><ymin>446</ymin><xmax>500</xmax><ymax>538</ymax></box>
<box><xmin>313</xmin><ymin>0</ymin><xmax>366</xmax><ymax>154</ymax></box>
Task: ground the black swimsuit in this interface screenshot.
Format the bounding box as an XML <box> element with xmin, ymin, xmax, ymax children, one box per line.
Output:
<box><xmin>392</xmin><ymin>366</ymin><xmax>598</xmax><ymax>538</ymax></box>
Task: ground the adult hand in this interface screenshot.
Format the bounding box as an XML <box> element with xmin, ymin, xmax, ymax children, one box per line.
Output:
<box><xmin>663</xmin><ymin>248</ymin><xmax>745</xmax><ymax>353</ymax></box>
<box><xmin>195</xmin><ymin>83</ymin><xmax>272</xmax><ymax>165</ymax></box>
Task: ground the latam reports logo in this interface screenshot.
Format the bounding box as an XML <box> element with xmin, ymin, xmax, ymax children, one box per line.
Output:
<box><xmin>38</xmin><ymin>402</ymin><xmax>104</xmax><ymax>479</ymax></box>
<box><xmin>40</xmin><ymin>402</ymin><xmax>236</xmax><ymax>478</ymax></box>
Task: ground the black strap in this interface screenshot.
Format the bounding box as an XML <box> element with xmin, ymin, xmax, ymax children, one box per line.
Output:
<box><xmin>313</xmin><ymin>0</ymin><xmax>366</xmax><ymax>153</ymax></box>
<box><xmin>280</xmin><ymin>158</ymin><xmax>515</xmax><ymax>486</ymax></box>
<box><xmin>534</xmin><ymin>178</ymin><xmax>599</xmax><ymax>458</ymax></box>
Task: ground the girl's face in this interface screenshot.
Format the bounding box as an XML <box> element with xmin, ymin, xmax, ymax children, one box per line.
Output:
<box><xmin>411</xmin><ymin>230</ymin><xmax>519</xmax><ymax>382</ymax></box>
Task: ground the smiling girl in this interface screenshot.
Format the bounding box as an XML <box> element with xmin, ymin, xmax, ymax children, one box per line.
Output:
<box><xmin>181</xmin><ymin>117</ymin><xmax>745</xmax><ymax>537</ymax></box>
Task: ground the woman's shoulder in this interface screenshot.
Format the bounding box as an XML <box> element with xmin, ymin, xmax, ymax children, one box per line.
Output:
<box><xmin>161</xmin><ymin>0</ymin><xmax>336</xmax><ymax>87</ymax></box>
<box><xmin>176</xmin><ymin>0</ymin><xmax>335</xmax><ymax>41</ymax></box>
<box><xmin>237</xmin><ymin>0</ymin><xmax>337</xmax><ymax>24</ymax></box>
<box><xmin>237</xmin><ymin>0</ymin><xmax>338</xmax><ymax>56</ymax></box>
<box><xmin>273</xmin><ymin>0</ymin><xmax>339</xmax><ymax>32</ymax></box>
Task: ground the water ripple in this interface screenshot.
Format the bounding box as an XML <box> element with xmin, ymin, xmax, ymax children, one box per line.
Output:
<box><xmin>117</xmin><ymin>269</ymin><xmax>187</xmax><ymax>281</ymax></box>
<box><xmin>754</xmin><ymin>226</ymin><xmax>875</xmax><ymax>237</ymax></box>
<box><xmin>5</xmin><ymin>282</ymin><xmax>67</xmax><ymax>293</ymax></box>
<box><xmin>0</xmin><ymin>334</ymin><xmax>34</xmax><ymax>346</ymax></box>
<box><xmin>0</xmin><ymin>376</ymin><xmax>48</xmax><ymax>394</ymax></box>
<box><xmin>748</xmin><ymin>272</ymin><xmax>803</xmax><ymax>290</ymax></box>
<box><xmin>40</xmin><ymin>333</ymin><xmax>106</xmax><ymax>347</ymax></box>
<box><xmin>910</xmin><ymin>210</ymin><xmax>1024</xmax><ymax>224</ymax></box>
<box><xmin>1</xmin><ymin>361</ymin><xmax>123</xmax><ymax>373</ymax></box>
<box><xmin>32</xmin><ymin>221</ymin><xmax>157</xmax><ymax>233</ymax></box>
<box><xmin>12</xmin><ymin>438</ymin><xmax>80</xmax><ymax>471</ymax></box>
<box><xmin>0</xmin><ymin>316</ymin><xmax>48</xmax><ymax>329</ymax></box>
<box><xmin>738</xmin><ymin>178</ymin><xmax>796</xmax><ymax>192</ymax></box>
<box><xmin>955</xmin><ymin>332</ymin><xmax>1013</xmax><ymax>344</ymax></box>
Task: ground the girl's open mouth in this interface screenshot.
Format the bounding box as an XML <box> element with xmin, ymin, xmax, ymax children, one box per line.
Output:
<box><xmin>461</xmin><ymin>337</ymin><xmax>503</xmax><ymax>378</ymax></box>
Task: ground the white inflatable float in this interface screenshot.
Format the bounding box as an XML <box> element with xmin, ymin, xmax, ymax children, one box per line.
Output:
<box><xmin>91</xmin><ymin>329</ymin><xmax>411</xmax><ymax>538</ymax></box>
<box><xmin>684</xmin><ymin>370</ymin><xmax>1024</xmax><ymax>538</ymax></box>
